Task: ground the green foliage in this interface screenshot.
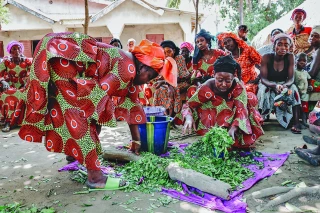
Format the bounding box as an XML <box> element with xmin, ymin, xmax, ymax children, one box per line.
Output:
<box><xmin>115</xmin><ymin>127</ymin><xmax>260</xmax><ymax>192</ymax></box>
<box><xmin>220</xmin><ymin>0</ymin><xmax>306</xmax><ymax>40</ymax></box>
<box><xmin>0</xmin><ymin>0</ymin><xmax>10</xmax><ymax>25</ymax></box>
<box><xmin>0</xmin><ymin>203</ymin><xmax>55</xmax><ymax>213</ymax></box>
<box><xmin>167</xmin><ymin>0</ymin><xmax>181</xmax><ymax>8</ymax></box>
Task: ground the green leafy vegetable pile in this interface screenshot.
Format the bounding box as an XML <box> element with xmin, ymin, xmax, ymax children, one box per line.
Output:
<box><xmin>114</xmin><ymin>127</ymin><xmax>263</xmax><ymax>193</ymax></box>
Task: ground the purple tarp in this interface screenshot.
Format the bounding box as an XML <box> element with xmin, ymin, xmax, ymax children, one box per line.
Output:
<box><xmin>59</xmin><ymin>142</ymin><xmax>289</xmax><ymax>213</ymax></box>
<box><xmin>161</xmin><ymin>151</ymin><xmax>289</xmax><ymax>213</ymax></box>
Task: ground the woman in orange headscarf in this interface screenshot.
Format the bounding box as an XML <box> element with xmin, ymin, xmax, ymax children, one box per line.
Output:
<box><xmin>217</xmin><ymin>32</ymin><xmax>261</xmax><ymax>94</ymax></box>
<box><xmin>18</xmin><ymin>32</ymin><xmax>177</xmax><ymax>190</ymax></box>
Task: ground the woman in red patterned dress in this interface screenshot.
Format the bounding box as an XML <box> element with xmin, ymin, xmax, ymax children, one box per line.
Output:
<box><xmin>176</xmin><ymin>55</ymin><xmax>264</xmax><ymax>148</ymax></box>
<box><xmin>217</xmin><ymin>32</ymin><xmax>261</xmax><ymax>94</ymax></box>
<box><xmin>18</xmin><ymin>32</ymin><xmax>177</xmax><ymax>189</ymax></box>
<box><xmin>187</xmin><ymin>29</ymin><xmax>226</xmax><ymax>98</ymax></box>
<box><xmin>0</xmin><ymin>41</ymin><xmax>32</xmax><ymax>132</ymax></box>
<box><xmin>180</xmin><ymin>42</ymin><xmax>194</xmax><ymax>72</ymax></box>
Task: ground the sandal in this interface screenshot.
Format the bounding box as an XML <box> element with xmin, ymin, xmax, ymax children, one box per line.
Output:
<box><xmin>294</xmin><ymin>148</ymin><xmax>320</xmax><ymax>166</ymax></box>
<box><xmin>303</xmin><ymin>135</ymin><xmax>320</xmax><ymax>145</ymax></box>
<box><xmin>291</xmin><ymin>127</ymin><xmax>301</xmax><ymax>134</ymax></box>
<box><xmin>87</xmin><ymin>177</ymin><xmax>129</xmax><ymax>191</ymax></box>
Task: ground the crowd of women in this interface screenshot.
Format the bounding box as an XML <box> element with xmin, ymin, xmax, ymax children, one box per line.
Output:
<box><xmin>1</xmin><ymin>8</ymin><xmax>320</xmax><ymax>189</ymax></box>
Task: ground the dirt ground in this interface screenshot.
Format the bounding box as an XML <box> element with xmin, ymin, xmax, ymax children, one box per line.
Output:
<box><xmin>0</xmin><ymin>117</ymin><xmax>320</xmax><ymax>213</ymax></box>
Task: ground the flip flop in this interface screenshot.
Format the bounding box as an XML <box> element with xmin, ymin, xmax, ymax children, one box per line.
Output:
<box><xmin>294</xmin><ymin>148</ymin><xmax>320</xmax><ymax>166</ymax></box>
<box><xmin>303</xmin><ymin>135</ymin><xmax>320</xmax><ymax>145</ymax></box>
<box><xmin>291</xmin><ymin>127</ymin><xmax>301</xmax><ymax>134</ymax></box>
<box><xmin>88</xmin><ymin>177</ymin><xmax>129</xmax><ymax>192</ymax></box>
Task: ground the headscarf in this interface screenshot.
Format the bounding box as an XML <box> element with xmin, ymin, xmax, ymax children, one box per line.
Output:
<box><xmin>7</xmin><ymin>41</ymin><xmax>24</xmax><ymax>54</ymax></box>
<box><xmin>127</xmin><ymin>38</ymin><xmax>136</xmax><ymax>45</ymax></box>
<box><xmin>110</xmin><ymin>38</ymin><xmax>123</xmax><ymax>49</ymax></box>
<box><xmin>160</xmin><ymin>40</ymin><xmax>180</xmax><ymax>58</ymax></box>
<box><xmin>180</xmin><ymin>42</ymin><xmax>194</xmax><ymax>53</ymax></box>
<box><xmin>273</xmin><ymin>33</ymin><xmax>293</xmax><ymax>45</ymax></box>
<box><xmin>290</xmin><ymin>8</ymin><xmax>307</xmax><ymax>20</ymax></box>
<box><xmin>193</xmin><ymin>29</ymin><xmax>216</xmax><ymax>64</ymax></box>
<box><xmin>214</xmin><ymin>55</ymin><xmax>241</xmax><ymax>75</ymax></box>
<box><xmin>271</xmin><ymin>28</ymin><xmax>284</xmax><ymax>37</ymax></box>
<box><xmin>217</xmin><ymin>32</ymin><xmax>248</xmax><ymax>50</ymax></box>
<box><xmin>312</xmin><ymin>25</ymin><xmax>320</xmax><ymax>35</ymax></box>
<box><xmin>131</xmin><ymin>39</ymin><xmax>177</xmax><ymax>87</ymax></box>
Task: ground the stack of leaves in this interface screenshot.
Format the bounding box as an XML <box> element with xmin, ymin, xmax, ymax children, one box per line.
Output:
<box><xmin>115</xmin><ymin>127</ymin><xmax>262</xmax><ymax>193</ymax></box>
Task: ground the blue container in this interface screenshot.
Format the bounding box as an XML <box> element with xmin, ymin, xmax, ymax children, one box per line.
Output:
<box><xmin>138</xmin><ymin>116</ymin><xmax>173</xmax><ymax>156</ymax></box>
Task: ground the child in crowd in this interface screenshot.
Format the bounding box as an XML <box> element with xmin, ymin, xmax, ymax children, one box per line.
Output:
<box><xmin>294</xmin><ymin>53</ymin><xmax>311</xmax><ymax>127</ymax></box>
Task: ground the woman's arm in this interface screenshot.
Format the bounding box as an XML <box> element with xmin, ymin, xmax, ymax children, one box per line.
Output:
<box><xmin>309</xmin><ymin>50</ymin><xmax>320</xmax><ymax>78</ymax></box>
<box><xmin>260</xmin><ymin>54</ymin><xmax>277</xmax><ymax>89</ymax></box>
<box><xmin>283</xmin><ymin>54</ymin><xmax>295</xmax><ymax>88</ymax></box>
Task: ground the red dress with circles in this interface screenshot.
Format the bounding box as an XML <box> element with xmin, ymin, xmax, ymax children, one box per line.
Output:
<box><xmin>175</xmin><ymin>79</ymin><xmax>264</xmax><ymax>148</ymax></box>
<box><xmin>18</xmin><ymin>32</ymin><xmax>146</xmax><ymax>170</ymax></box>
<box><xmin>0</xmin><ymin>56</ymin><xmax>32</xmax><ymax>126</ymax></box>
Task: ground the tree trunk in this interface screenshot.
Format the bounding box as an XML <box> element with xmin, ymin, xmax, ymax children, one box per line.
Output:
<box><xmin>239</xmin><ymin>0</ymin><xmax>244</xmax><ymax>24</ymax></box>
<box><xmin>195</xmin><ymin>0</ymin><xmax>199</xmax><ymax>34</ymax></box>
<box><xmin>84</xmin><ymin>0</ymin><xmax>89</xmax><ymax>34</ymax></box>
<box><xmin>246</xmin><ymin>0</ymin><xmax>252</xmax><ymax>11</ymax></box>
<box><xmin>267</xmin><ymin>0</ymin><xmax>271</xmax><ymax>8</ymax></box>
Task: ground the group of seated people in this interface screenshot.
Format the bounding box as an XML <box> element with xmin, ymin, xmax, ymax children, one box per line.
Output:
<box><xmin>0</xmin><ymin>9</ymin><xmax>320</xmax><ymax>189</ymax></box>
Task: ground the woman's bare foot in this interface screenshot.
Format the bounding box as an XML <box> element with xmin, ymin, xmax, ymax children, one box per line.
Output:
<box><xmin>1</xmin><ymin>122</ymin><xmax>10</xmax><ymax>132</ymax></box>
<box><xmin>86</xmin><ymin>170</ymin><xmax>107</xmax><ymax>189</ymax></box>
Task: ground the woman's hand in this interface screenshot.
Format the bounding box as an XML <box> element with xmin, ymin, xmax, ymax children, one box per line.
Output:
<box><xmin>307</xmin><ymin>85</ymin><xmax>313</xmax><ymax>93</ymax></box>
<box><xmin>153</xmin><ymin>80</ymin><xmax>165</xmax><ymax>89</ymax></box>
<box><xmin>1</xmin><ymin>80</ymin><xmax>9</xmax><ymax>90</ymax></box>
<box><xmin>276</xmin><ymin>84</ymin><xmax>287</xmax><ymax>93</ymax></box>
<box><xmin>182</xmin><ymin>114</ymin><xmax>195</xmax><ymax>135</ymax></box>
<box><xmin>228</xmin><ymin>126</ymin><xmax>238</xmax><ymax>140</ymax></box>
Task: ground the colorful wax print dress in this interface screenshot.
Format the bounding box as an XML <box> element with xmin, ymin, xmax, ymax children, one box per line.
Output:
<box><xmin>18</xmin><ymin>32</ymin><xmax>146</xmax><ymax>171</ymax></box>
<box><xmin>0</xmin><ymin>56</ymin><xmax>32</xmax><ymax>126</ymax></box>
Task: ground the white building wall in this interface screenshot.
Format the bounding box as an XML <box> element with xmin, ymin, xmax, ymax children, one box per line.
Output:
<box><xmin>1</xmin><ymin>5</ymin><xmax>53</xmax><ymax>31</ymax></box>
<box><xmin>121</xmin><ymin>24</ymin><xmax>184</xmax><ymax>51</ymax></box>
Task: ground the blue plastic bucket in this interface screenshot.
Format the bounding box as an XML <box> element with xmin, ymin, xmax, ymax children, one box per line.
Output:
<box><xmin>138</xmin><ymin>116</ymin><xmax>173</xmax><ymax>155</ymax></box>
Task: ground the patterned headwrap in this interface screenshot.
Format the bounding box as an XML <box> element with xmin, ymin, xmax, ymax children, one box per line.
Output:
<box><xmin>273</xmin><ymin>33</ymin><xmax>293</xmax><ymax>45</ymax></box>
<box><xmin>131</xmin><ymin>39</ymin><xmax>177</xmax><ymax>87</ymax></box>
<box><xmin>180</xmin><ymin>42</ymin><xmax>194</xmax><ymax>53</ymax></box>
<box><xmin>7</xmin><ymin>40</ymin><xmax>24</xmax><ymax>54</ymax></box>
<box><xmin>193</xmin><ymin>29</ymin><xmax>216</xmax><ymax>64</ymax></box>
<box><xmin>290</xmin><ymin>8</ymin><xmax>307</xmax><ymax>20</ymax></box>
<box><xmin>312</xmin><ymin>25</ymin><xmax>320</xmax><ymax>35</ymax></box>
<box><xmin>214</xmin><ymin>55</ymin><xmax>241</xmax><ymax>75</ymax></box>
<box><xmin>217</xmin><ymin>32</ymin><xmax>248</xmax><ymax>49</ymax></box>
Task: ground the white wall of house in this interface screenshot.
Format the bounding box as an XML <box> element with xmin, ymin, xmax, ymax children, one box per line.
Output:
<box><xmin>2</xmin><ymin>5</ymin><xmax>53</xmax><ymax>31</ymax></box>
<box><xmin>0</xmin><ymin>0</ymin><xmax>195</xmax><ymax>57</ymax></box>
<box><xmin>91</xmin><ymin>0</ymin><xmax>193</xmax><ymax>41</ymax></box>
<box><xmin>121</xmin><ymin>24</ymin><xmax>184</xmax><ymax>50</ymax></box>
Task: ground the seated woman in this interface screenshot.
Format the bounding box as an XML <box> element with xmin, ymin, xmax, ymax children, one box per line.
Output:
<box><xmin>257</xmin><ymin>33</ymin><xmax>302</xmax><ymax>134</ymax></box>
<box><xmin>153</xmin><ymin>40</ymin><xmax>190</xmax><ymax>116</ymax></box>
<box><xmin>0</xmin><ymin>41</ymin><xmax>32</xmax><ymax>132</ymax></box>
<box><xmin>289</xmin><ymin>9</ymin><xmax>313</xmax><ymax>55</ymax></box>
<box><xmin>175</xmin><ymin>55</ymin><xmax>264</xmax><ymax>148</ymax></box>
<box><xmin>18</xmin><ymin>33</ymin><xmax>177</xmax><ymax>189</ymax></box>
<box><xmin>217</xmin><ymin>32</ymin><xmax>261</xmax><ymax>94</ymax></box>
<box><xmin>187</xmin><ymin>29</ymin><xmax>226</xmax><ymax>98</ymax></box>
<box><xmin>180</xmin><ymin>42</ymin><xmax>194</xmax><ymax>72</ymax></box>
